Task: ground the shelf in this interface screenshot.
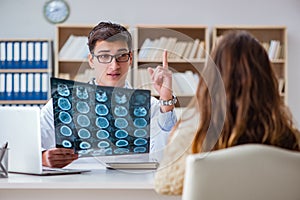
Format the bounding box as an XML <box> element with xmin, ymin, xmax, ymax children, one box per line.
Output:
<box><xmin>0</xmin><ymin>69</ymin><xmax>51</xmax><ymax>73</ymax></box>
<box><xmin>55</xmin><ymin>24</ymin><xmax>94</xmax><ymax>78</ymax></box>
<box><xmin>0</xmin><ymin>39</ymin><xmax>53</xmax><ymax>106</ymax></box>
<box><xmin>212</xmin><ymin>25</ymin><xmax>287</xmax><ymax>104</ymax></box>
<box><xmin>0</xmin><ymin>100</ymin><xmax>48</xmax><ymax>105</ymax></box>
<box><xmin>133</xmin><ymin>25</ymin><xmax>208</xmax><ymax>107</ymax></box>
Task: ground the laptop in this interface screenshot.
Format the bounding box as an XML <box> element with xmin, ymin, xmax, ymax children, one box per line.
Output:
<box><xmin>0</xmin><ymin>106</ymin><xmax>90</xmax><ymax>176</ymax></box>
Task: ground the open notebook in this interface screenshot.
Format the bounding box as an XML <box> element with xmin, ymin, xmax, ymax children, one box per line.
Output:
<box><xmin>51</xmin><ymin>78</ymin><xmax>157</xmax><ymax>169</ymax></box>
<box><xmin>0</xmin><ymin>106</ymin><xmax>90</xmax><ymax>176</ymax></box>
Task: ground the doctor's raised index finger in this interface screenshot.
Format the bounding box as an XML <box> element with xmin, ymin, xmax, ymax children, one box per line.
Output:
<box><xmin>163</xmin><ymin>50</ymin><xmax>168</xmax><ymax>68</ymax></box>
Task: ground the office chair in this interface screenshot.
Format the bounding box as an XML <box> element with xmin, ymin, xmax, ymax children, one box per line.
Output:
<box><xmin>182</xmin><ymin>144</ymin><xmax>300</xmax><ymax>200</ymax></box>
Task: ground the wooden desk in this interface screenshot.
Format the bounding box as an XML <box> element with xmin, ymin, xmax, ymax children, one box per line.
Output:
<box><xmin>0</xmin><ymin>162</ymin><xmax>180</xmax><ymax>200</ymax></box>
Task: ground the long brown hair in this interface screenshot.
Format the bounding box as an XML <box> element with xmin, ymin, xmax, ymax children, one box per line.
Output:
<box><xmin>187</xmin><ymin>30</ymin><xmax>299</xmax><ymax>153</ymax></box>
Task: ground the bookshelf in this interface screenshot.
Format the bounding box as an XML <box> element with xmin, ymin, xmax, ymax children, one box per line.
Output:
<box><xmin>212</xmin><ymin>26</ymin><xmax>287</xmax><ymax>104</ymax></box>
<box><xmin>55</xmin><ymin>24</ymin><xmax>94</xmax><ymax>81</ymax></box>
<box><xmin>0</xmin><ymin>39</ymin><xmax>53</xmax><ymax>106</ymax></box>
<box><xmin>132</xmin><ymin>25</ymin><xmax>208</xmax><ymax>107</ymax></box>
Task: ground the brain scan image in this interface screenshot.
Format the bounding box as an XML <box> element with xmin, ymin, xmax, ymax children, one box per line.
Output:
<box><xmin>96</xmin><ymin>130</ymin><xmax>110</xmax><ymax>139</ymax></box>
<box><xmin>133</xmin><ymin>118</ymin><xmax>147</xmax><ymax>128</ymax></box>
<box><xmin>59</xmin><ymin>111</ymin><xmax>72</xmax><ymax>124</ymax></box>
<box><xmin>96</xmin><ymin>90</ymin><xmax>108</xmax><ymax>102</ymax></box>
<box><xmin>134</xmin><ymin>129</ymin><xmax>147</xmax><ymax>137</ymax></box>
<box><xmin>57</xmin><ymin>84</ymin><xmax>70</xmax><ymax>97</ymax></box>
<box><xmin>76</xmin><ymin>101</ymin><xmax>90</xmax><ymax>114</ymax></box>
<box><xmin>98</xmin><ymin>141</ymin><xmax>110</xmax><ymax>148</ymax></box>
<box><xmin>134</xmin><ymin>138</ymin><xmax>148</xmax><ymax>146</ymax></box>
<box><xmin>115</xmin><ymin>130</ymin><xmax>129</xmax><ymax>139</ymax></box>
<box><xmin>76</xmin><ymin>86</ymin><xmax>89</xmax><ymax>99</ymax></box>
<box><xmin>51</xmin><ymin>78</ymin><xmax>150</xmax><ymax>157</ymax></box>
<box><xmin>62</xmin><ymin>140</ymin><xmax>72</xmax><ymax>148</ymax></box>
<box><xmin>114</xmin><ymin>148</ymin><xmax>130</xmax><ymax>154</ymax></box>
<box><xmin>79</xmin><ymin>141</ymin><xmax>91</xmax><ymax>149</ymax></box>
<box><xmin>77</xmin><ymin>114</ymin><xmax>90</xmax><ymax>127</ymax></box>
<box><xmin>114</xmin><ymin>105</ymin><xmax>128</xmax><ymax>117</ymax></box>
<box><xmin>114</xmin><ymin>118</ymin><xmax>128</xmax><ymax>129</ymax></box>
<box><xmin>134</xmin><ymin>147</ymin><xmax>147</xmax><ymax>153</ymax></box>
<box><xmin>95</xmin><ymin>104</ymin><xmax>109</xmax><ymax>116</ymax></box>
<box><xmin>78</xmin><ymin>128</ymin><xmax>91</xmax><ymax>139</ymax></box>
<box><xmin>95</xmin><ymin>117</ymin><xmax>109</xmax><ymax>129</ymax></box>
<box><xmin>60</xmin><ymin>125</ymin><xmax>72</xmax><ymax>137</ymax></box>
<box><xmin>114</xmin><ymin>92</ymin><xmax>127</xmax><ymax>104</ymax></box>
<box><xmin>133</xmin><ymin>106</ymin><xmax>147</xmax><ymax>117</ymax></box>
<box><xmin>116</xmin><ymin>139</ymin><xmax>129</xmax><ymax>147</ymax></box>
<box><xmin>58</xmin><ymin>97</ymin><xmax>71</xmax><ymax>111</ymax></box>
<box><xmin>134</xmin><ymin>94</ymin><xmax>147</xmax><ymax>104</ymax></box>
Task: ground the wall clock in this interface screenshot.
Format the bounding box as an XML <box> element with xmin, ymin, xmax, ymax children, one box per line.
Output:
<box><xmin>43</xmin><ymin>0</ymin><xmax>70</xmax><ymax>24</ymax></box>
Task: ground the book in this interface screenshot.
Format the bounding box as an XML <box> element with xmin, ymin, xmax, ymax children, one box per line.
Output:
<box><xmin>182</xmin><ymin>42</ymin><xmax>193</xmax><ymax>60</ymax></box>
<box><xmin>189</xmin><ymin>39</ymin><xmax>200</xmax><ymax>59</ymax></box>
<box><xmin>196</xmin><ymin>41</ymin><xmax>205</xmax><ymax>59</ymax></box>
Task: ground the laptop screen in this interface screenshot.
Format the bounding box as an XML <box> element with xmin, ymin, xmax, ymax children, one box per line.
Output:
<box><xmin>50</xmin><ymin>78</ymin><xmax>151</xmax><ymax>157</ymax></box>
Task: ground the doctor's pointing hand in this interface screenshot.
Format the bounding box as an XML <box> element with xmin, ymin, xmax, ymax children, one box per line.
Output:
<box><xmin>148</xmin><ymin>50</ymin><xmax>175</xmax><ymax>112</ymax></box>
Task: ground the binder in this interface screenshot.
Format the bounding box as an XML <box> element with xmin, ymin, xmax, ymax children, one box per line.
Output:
<box><xmin>41</xmin><ymin>41</ymin><xmax>49</xmax><ymax>69</ymax></box>
<box><xmin>13</xmin><ymin>73</ymin><xmax>20</xmax><ymax>100</ymax></box>
<box><xmin>27</xmin><ymin>73</ymin><xmax>34</xmax><ymax>100</ymax></box>
<box><xmin>34</xmin><ymin>41</ymin><xmax>41</xmax><ymax>68</ymax></box>
<box><xmin>34</xmin><ymin>73</ymin><xmax>41</xmax><ymax>100</ymax></box>
<box><xmin>20</xmin><ymin>41</ymin><xmax>27</xmax><ymax>69</ymax></box>
<box><xmin>41</xmin><ymin>73</ymin><xmax>48</xmax><ymax>100</ymax></box>
<box><xmin>13</xmin><ymin>41</ymin><xmax>20</xmax><ymax>69</ymax></box>
<box><xmin>0</xmin><ymin>73</ymin><xmax>5</xmax><ymax>100</ymax></box>
<box><xmin>6</xmin><ymin>42</ymin><xmax>13</xmax><ymax>69</ymax></box>
<box><xmin>0</xmin><ymin>42</ymin><xmax>6</xmax><ymax>69</ymax></box>
<box><xmin>5</xmin><ymin>73</ymin><xmax>13</xmax><ymax>100</ymax></box>
<box><xmin>20</xmin><ymin>73</ymin><xmax>27</xmax><ymax>100</ymax></box>
<box><xmin>27</xmin><ymin>42</ymin><xmax>34</xmax><ymax>69</ymax></box>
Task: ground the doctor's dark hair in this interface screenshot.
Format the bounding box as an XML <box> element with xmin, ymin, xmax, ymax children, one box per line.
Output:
<box><xmin>87</xmin><ymin>21</ymin><xmax>132</xmax><ymax>53</ymax></box>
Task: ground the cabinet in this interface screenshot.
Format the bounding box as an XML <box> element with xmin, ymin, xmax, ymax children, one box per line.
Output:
<box><xmin>0</xmin><ymin>39</ymin><xmax>52</xmax><ymax>106</ymax></box>
<box><xmin>133</xmin><ymin>25</ymin><xmax>208</xmax><ymax>107</ymax></box>
<box><xmin>212</xmin><ymin>26</ymin><xmax>287</xmax><ymax>104</ymax></box>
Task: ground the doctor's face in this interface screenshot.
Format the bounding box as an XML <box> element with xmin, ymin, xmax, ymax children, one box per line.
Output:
<box><xmin>88</xmin><ymin>40</ymin><xmax>132</xmax><ymax>87</ymax></box>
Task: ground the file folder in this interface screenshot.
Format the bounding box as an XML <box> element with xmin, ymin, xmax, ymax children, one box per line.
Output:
<box><xmin>21</xmin><ymin>41</ymin><xmax>27</xmax><ymax>69</ymax></box>
<box><xmin>6</xmin><ymin>42</ymin><xmax>13</xmax><ymax>69</ymax></box>
<box><xmin>13</xmin><ymin>42</ymin><xmax>20</xmax><ymax>69</ymax></box>
<box><xmin>0</xmin><ymin>73</ymin><xmax>5</xmax><ymax>100</ymax></box>
<box><xmin>13</xmin><ymin>73</ymin><xmax>20</xmax><ymax>100</ymax></box>
<box><xmin>34</xmin><ymin>42</ymin><xmax>41</xmax><ymax>69</ymax></box>
<box><xmin>5</xmin><ymin>73</ymin><xmax>13</xmax><ymax>100</ymax></box>
<box><xmin>41</xmin><ymin>41</ymin><xmax>49</xmax><ymax>69</ymax></box>
<box><xmin>0</xmin><ymin>42</ymin><xmax>6</xmax><ymax>69</ymax></box>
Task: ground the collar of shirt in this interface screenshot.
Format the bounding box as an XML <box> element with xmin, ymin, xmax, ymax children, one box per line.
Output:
<box><xmin>89</xmin><ymin>78</ymin><xmax>132</xmax><ymax>89</ymax></box>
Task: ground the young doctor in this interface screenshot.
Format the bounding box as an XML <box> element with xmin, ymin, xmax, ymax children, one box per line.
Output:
<box><xmin>40</xmin><ymin>21</ymin><xmax>177</xmax><ymax>168</ymax></box>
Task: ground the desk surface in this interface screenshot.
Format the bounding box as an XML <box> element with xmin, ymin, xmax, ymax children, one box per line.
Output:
<box><xmin>0</xmin><ymin>159</ymin><xmax>180</xmax><ymax>200</ymax></box>
<box><xmin>0</xmin><ymin>162</ymin><xmax>155</xmax><ymax>189</ymax></box>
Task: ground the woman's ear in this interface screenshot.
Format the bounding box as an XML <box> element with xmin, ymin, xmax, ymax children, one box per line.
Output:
<box><xmin>88</xmin><ymin>53</ymin><xmax>95</xmax><ymax>69</ymax></box>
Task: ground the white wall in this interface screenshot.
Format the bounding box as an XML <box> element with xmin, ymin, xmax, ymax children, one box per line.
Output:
<box><xmin>0</xmin><ymin>0</ymin><xmax>299</xmax><ymax>126</ymax></box>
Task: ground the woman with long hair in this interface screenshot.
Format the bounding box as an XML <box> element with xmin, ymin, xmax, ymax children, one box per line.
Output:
<box><xmin>154</xmin><ymin>30</ymin><xmax>300</xmax><ymax>195</ymax></box>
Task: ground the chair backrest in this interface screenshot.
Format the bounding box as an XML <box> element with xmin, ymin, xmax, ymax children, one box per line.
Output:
<box><xmin>182</xmin><ymin>144</ymin><xmax>300</xmax><ymax>200</ymax></box>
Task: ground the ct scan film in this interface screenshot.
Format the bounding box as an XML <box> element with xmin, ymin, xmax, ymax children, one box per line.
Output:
<box><xmin>51</xmin><ymin>78</ymin><xmax>151</xmax><ymax>157</ymax></box>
